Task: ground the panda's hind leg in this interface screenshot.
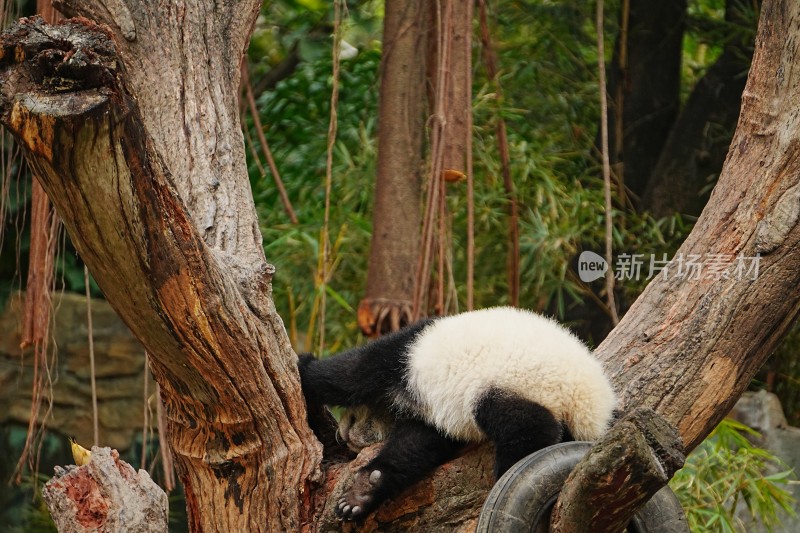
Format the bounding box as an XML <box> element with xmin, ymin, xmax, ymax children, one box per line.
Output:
<box><xmin>336</xmin><ymin>418</ymin><xmax>462</xmax><ymax>521</ymax></box>
<box><xmin>474</xmin><ymin>387</ymin><xmax>564</xmax><ymax>479</ymax></box>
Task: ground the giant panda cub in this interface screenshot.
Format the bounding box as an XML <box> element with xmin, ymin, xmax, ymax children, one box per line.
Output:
<box><xmin>298</xmin><ymin>307</ymin><xmax>617</xmax><ymax>521</ymax></box>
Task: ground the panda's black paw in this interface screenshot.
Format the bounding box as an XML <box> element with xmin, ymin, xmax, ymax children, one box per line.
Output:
<box><xmin>335</xmin><ymin>469</ymin><xmax>383</xmax><ymax>521</ymax></box>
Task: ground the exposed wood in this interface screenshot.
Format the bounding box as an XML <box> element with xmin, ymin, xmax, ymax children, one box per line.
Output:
<box><xmin>43</xmin><ymin>447</ymin><xmax>168</xmax><ymax>533</ymax></box>
<box><xmin>0</xmin><ymin>17</ymin><xmax>319</xmax><ymax>530</ymax></box>
<box><xmin>550</xmin><ymin>408</ymin><xmax>685</xmax><ymax>532</ymax></box>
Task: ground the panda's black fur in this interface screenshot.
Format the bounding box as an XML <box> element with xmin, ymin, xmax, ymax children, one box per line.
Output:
<box><xmin>298</xmin><ymin>307</ymin><xmax>617</xmax><ymax>520</ymax></box>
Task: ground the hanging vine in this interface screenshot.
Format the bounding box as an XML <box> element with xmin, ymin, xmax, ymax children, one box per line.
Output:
<box><xmin>596</xmin><ymin>0</ymin><xmax>620</xmax><ymax>324</ymax></box>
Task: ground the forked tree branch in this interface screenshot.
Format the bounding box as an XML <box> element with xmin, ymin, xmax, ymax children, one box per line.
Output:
<box><xmin>0</xmin><ymin>17</ymin><xmax>320</xmax><ymax>530</ymax></box>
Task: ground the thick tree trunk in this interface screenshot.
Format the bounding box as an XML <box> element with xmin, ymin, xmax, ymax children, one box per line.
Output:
<box><xmin>358</xmin><ymin>0</ymin><xmax>429</xmax><ymax>336</ymax></box>
<box><xmin>0</xmin><ymin>16</ymin><xmax>319</xmax><ymax>531</ymax></box>
<box><xmin>552</xmin><ymin>4</ymin><xmax>796</xmax><ymax>525</ymax></box>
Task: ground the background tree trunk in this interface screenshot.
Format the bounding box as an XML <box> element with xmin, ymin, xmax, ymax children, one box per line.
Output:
<box><xmin>358</xmin><ymin>0</ymin><xmax>429</xmax><ymax>336</ymax></box>
<box><xmin>607</xmin><ymin>0</ymin><xmax>687</xmax><ymax>203</ymax></box>
<box><xmin>642</xmin><ymin>0</ymin><xmax>757</xmax><ymax>217</ymax></box>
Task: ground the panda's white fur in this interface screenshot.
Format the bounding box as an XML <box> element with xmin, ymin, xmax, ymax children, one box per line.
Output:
<box><xmin>401</xmin><ymin>307</ymin><xmax>616</xmax><ymax>442</ymax></box>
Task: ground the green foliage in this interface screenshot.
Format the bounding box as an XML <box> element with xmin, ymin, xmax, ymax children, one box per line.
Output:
<box><xmin>682</xmin><ymin>0</ymin><xmax>759</xmax><ymax>100</ymax></box>
<box><xmin>0</xmin><ymin>426</ymin><xmax>60</xmax><ymax>533</ymax></box>
<box><xmin>247</xmin><ymin>44</ymin><xmax>381</xmax><ymax>352</ymax></box>
<box><xmin>249</xmin><ymin>1</ymin><xmax>383</xmax><ymax>79</ymax></box>
<box><xmin>444</xmin><ymin>1</ymin><xmax>694</xmax><ymax>319</ymax></box>
<box><xmin>756</xmin><ymin>325</ymin><xmax>800</xmax><ymax>427</ymax></box>
<box><xmin>670</xmin><ymin>419</ymin><xmax>797</xmax><ymax>532</ymax></box>
<box><xmin>246</xmin><ymin>0</ymin><xmax>703</xmax><ymax>346</ymax></box>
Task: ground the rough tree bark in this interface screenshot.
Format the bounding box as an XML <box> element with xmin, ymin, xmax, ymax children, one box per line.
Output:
<box><xmin>358</xmin><ymin>0</ymin><xmax>429</xmax><ymax>337</ymax></box>
<box><xmin>598</xmin><ymin>0</ymin><xmax>800</xmax><ymax>452</ymax></box>
<box><xmin>1</xmin><ymin>0</ymin><xmax>800</xmax><ymax>530</ymax></box>
<box><xmin>0</xmin><ymin>11</ymin><xmax>319</xmax><ymax>531</ymax></box>
<box><xmin>552</xmin><ymin>0</ymin><xmax>800</xmax><ymax>527</ymax></box>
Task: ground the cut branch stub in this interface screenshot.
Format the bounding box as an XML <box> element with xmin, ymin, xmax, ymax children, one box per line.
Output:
<box><xmin>550</xmin><ymin>408</ymin><xmax>685</xmax><ymax>532</ymax></box>
<box><xmin>0</xmin><ymin>16</ymin><xmax>118</xmax><ymax>96</ymax></box>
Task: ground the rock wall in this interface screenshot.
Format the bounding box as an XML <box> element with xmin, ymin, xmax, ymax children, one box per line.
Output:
<box><xmin>0</xmin><ymin>292</ymin><xmax>148</xmax><ymax>450</ymax></box>
<box><xmin>729</xmin><ymin>390</ymin><xmax>800</xmax><ymax>532</ymax></box>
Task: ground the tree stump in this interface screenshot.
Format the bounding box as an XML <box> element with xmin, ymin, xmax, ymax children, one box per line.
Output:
<box><xmin>43</xmin><ymin>447</ymin><xmax>168</xmax><ymax>533</ymax></box>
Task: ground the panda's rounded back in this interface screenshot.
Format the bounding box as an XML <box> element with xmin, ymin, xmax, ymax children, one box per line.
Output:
<box><xmin>403</xmin><ymin>307</ymin><xmax>617</xmax><ymax>442</ymax></box>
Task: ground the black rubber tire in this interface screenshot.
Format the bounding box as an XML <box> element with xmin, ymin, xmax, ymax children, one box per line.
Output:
<box><xmin>476</xmin><ymin>441</ymin><xmax>689</xmax><ymax>533</ymax></box>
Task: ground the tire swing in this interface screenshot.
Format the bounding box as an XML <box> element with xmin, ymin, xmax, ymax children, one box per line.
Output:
<box><xmin>476</xmin><ymin>442</ymin><xmax>689</xmax><ymax>533</ymax></box>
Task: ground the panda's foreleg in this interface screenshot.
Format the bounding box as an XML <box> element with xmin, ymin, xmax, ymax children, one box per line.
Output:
<box><xmin>297</xmin><ymin>352</ymin><xmax>375</xmax><ymax>407</ymax></box>
<box><xmin>336</xmin><ymin>418</ymin><xmax>462</xmax><ymax>521</ymax></box>
<box><xmin>474</xmin><ymin>387</ymin><xmax>564</xmax><ymax>479</ymax></box>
